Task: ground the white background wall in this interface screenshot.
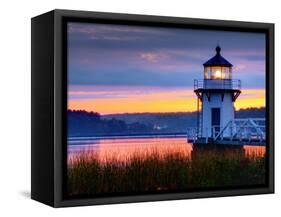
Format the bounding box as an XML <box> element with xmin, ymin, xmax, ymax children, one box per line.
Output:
<box><xmin>0</xmin><ymin>0</ymin><xmax>279</xmax><ymax>216</ymax></box>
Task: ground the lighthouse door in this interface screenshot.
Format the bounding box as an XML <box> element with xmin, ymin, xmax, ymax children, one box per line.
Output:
<box><xmin>211</xmin><ymin>108</ymin><xmax>220</xmax><ymax>137</ymax></box>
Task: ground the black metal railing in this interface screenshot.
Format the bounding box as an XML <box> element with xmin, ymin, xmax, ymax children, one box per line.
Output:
<box><xmin>194</xmin><ymin>79</ymin><xmax>241</xmax><ymax>90</ymax></box>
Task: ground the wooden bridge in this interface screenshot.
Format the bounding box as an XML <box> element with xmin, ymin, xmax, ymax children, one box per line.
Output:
<box><xmin>187</xmin><ymin>118</ymin><xmax>266</xmax><ymax>146</ymax></box>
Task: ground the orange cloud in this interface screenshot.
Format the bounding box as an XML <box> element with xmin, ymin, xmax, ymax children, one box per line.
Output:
<box><xmin>68</xmin><ymin>97</ymin><xmax>197</xmax><ymax>114</ymax></box>
<box><xmin>68</xmin><ymin>87</ymin><xmax>265</xmax><ymax>114</ymax></box>
<box><xmin>234</xmin><ymin>89</ymin><xmax>265</xmax><ymax>110</ymax></box>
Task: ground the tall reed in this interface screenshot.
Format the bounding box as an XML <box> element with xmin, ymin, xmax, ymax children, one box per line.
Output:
<box><xmin>67</xmin><ymin>146</ymin><xmax>266</xmax><ymax>196</ymax></box>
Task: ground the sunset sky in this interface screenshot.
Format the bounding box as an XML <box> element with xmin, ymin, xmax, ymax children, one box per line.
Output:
<box><xmin>67</xmin><ymin>22</ymin><xmax>266</xmax><ymax>115</ymax></box>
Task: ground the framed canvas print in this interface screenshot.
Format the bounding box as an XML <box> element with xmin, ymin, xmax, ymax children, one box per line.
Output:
<box><xmin>31</xmin><ymin>9</ymin><xmax>274</xmax><ymax>207</ymax></box>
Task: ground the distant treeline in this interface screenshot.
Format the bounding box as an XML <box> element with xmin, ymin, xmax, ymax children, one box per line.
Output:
<box><xmin>68</xmin><ymin>110</ymin><xmax>155</xmax><ymax>137</ymax></box>
<box><xmin>68</xmin><ymin>107</ymin><xmax>265</xmax><ymax>137</ymax></box>
<box><xmin>235</xmin><ymin>107</ymin><xmax>265</xmax><ymax>119</ymax></box>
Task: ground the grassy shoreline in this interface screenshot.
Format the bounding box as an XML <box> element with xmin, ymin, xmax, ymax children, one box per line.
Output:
<box><xmin>67</xmin><ymin>147</ymin><xmax>266</xmax><ymax>196</ymax></box>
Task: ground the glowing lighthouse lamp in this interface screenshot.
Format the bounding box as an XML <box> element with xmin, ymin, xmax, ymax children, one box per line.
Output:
<box><xmin>193</xmin><ymin>46</ymin><xmax>241</xmax><ymax>143</ymax></box>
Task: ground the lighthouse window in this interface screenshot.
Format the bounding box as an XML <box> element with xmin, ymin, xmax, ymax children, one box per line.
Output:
<box><xmin>204</xmin><ymin>66</ymin><xmax>232</xmax><ymax>80</ymax></box>
<box><xmin>222</xmin><ymin>67</ymin><xmax>226</xmax><ymax>79</ymax></box>
<box><xmin>210</xmin><ymin>66</ymin><xmax>222</xmax><ymax>79</ymax></box>
<box><xmin>204</xmin><ymin>67</ymin><xmax>209</xmax><ymax>79</ymax></box>
<box><xmin>223</xmin><ymin>67</ymin><xmax>232</xmax><ymax>79</ymax></box>
<box><xmin>214</xmin><ymin>67</ymin><xmax>222</xmax><ymax>79</ymax></box>
<box><xmin>209</xmin><ymin>67</ymin><xmax>214</xmax><ymax>79</ymax></box>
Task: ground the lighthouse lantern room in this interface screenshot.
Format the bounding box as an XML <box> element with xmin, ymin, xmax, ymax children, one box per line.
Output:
<box><xmin>194</xmin><ymin>46</ymin><xmax>241</xmax><ymax>141</ymax></box>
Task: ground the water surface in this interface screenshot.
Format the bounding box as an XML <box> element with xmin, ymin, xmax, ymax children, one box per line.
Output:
<box><xmin>68</xmin><ymin>136</ymin><xmax>265</xmax><ymax>164</ymax></box>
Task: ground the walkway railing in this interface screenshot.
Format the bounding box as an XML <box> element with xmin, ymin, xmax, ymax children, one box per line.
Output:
<box><xmin>213</xmin><ymin>118</ymin><xmax>265</xmax><ymax>142</ymax></box>
<box><xmin>187</xmin><ymin>118</ymin><xmax>266</xmax><ymax>144</ymax></box>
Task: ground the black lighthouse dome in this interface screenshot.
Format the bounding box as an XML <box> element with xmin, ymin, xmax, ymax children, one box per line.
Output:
<box><xmin>203</xmin><ymin>46</ymin><xmax>233</xmax><ymax>67</ymax></box>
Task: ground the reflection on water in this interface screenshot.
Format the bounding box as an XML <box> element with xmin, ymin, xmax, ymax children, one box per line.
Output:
<box><xmin>67</xmin><ymin>136</ymin><xmax>265</xmax><ymax>165</ymax></box>
<box><xmin>244</xmin><ymin>145</ymin><xmax>265</xmax><ymax>157</ymax></box>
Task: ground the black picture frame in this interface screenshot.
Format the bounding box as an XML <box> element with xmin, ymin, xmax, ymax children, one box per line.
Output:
<box><xmin>31</xmin><ymin>9</ymin><xmax>274</xmax><ymax>207</ymax></box>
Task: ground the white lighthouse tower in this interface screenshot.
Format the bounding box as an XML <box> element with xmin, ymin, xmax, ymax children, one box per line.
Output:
<box><xmin>194</xmin><ymin>46</ymin><xmax>241</xmax><ymax>142</ymax></box>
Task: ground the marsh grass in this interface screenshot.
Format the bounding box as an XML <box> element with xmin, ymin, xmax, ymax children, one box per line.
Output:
<box><xmin>67</xmin><ymin>146</ymin><xmax>266</xmax><ymax>196</ymax></box>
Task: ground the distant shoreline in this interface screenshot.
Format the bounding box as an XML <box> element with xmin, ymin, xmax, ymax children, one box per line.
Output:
<box><xmin>68</xmin><ymin>133</ymin><xmax>187</xmax><ymax>141</ymax></box>
<box><xmin>67</xmin><ymin>134</ymin><xmax>266</xmax><ymax>147</ymax></box>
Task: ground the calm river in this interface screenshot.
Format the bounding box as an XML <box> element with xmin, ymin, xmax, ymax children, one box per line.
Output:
<box><xmin>67</xmin><ymin>136</ymin><xmax>265</xmax><ymax>164</ymax></box>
